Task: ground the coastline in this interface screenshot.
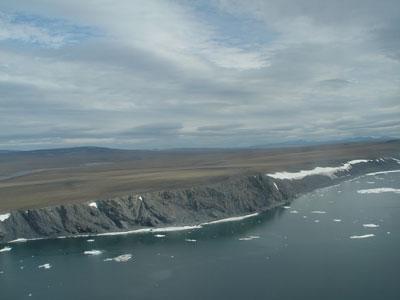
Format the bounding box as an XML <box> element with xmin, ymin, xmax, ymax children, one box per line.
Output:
<box><xmin>0</xmin><ymin>157</ymin><xmax>399</xmax><ymax>245</ymax></box>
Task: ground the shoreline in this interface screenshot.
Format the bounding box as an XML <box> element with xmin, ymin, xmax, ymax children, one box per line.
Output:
<box><xmin>1</xmin><ymin>157</ymin><xmax>399</xmax><ymax>245</ymax></box>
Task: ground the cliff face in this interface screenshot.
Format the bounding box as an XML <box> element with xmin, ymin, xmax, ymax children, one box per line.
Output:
<box><xmin>0</xmin><ymin>158</ymin><xmax>398</xmax><ymax>243</ymax></box>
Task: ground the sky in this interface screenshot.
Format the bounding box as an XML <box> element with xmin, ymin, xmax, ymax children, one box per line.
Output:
<box><xmin>0</xmin><ymin>0</ymin><xmax>399</xmax><ymax>150</ymax></box>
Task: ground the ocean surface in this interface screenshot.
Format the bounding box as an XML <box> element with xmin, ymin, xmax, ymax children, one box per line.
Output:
<box><xmin>1</xmin><ymin>171</ymin><xmax>399</xmax><ymax>300</ymax></box>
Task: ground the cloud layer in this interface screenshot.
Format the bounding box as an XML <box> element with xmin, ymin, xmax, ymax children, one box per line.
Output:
<box><xmin>0</xmin><ymin>0</ymin><xmax>399</xmax><ymax>149</ymax></box>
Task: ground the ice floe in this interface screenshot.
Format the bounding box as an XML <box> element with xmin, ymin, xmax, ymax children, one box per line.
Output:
<box><xmin>350</xmin><ymin>234</ymin><xmax>375</xmax><ymax>239</ymax></box>
<box><xmin>84</xmin><ymin>250</ymin><xmax>103</xmax><ymax>256</ymax></box>
<box><xmin>366</xmin><ymin>169</ymin><xmax>400</xmax><ymax>176</ymax></box>
<box><xmin>0</xmin><ymin>213</ymin><xmax>10</xmax><ymax>222</ymax></box>
<box><xmin>0</xmin><ymin>246</ymin><xmax>12</xmax><ymax>253</ymax></box>
<box><xmin>38</xmin><ymin>263</ymin><xmax>52</xmax><ymax>269</ymax></box>
<box><xmin>333</xmin><ymin>219</ymin><xmax>342</xmax><ymax>222</ymax></box>
<box><xmin>283</xmin><ymin>206</ymin><xmax>291</xmax><ymax>209</ymax></box>
<box><xmin>185</xmin><ymin>239</ymin><xmax>197</xmax><ymax>242</ymax></box>
<box><xmin>363</xmin><ymin>224</ymin><xmax>379</xmax><ymax>228</ymax></box>
<box><xmin>311</xmin><ymin>211</ymin><xmax>326</xmax><ymax>214</ymax></box>
<box><xmin>154</xmin><ymin>234</ymin><xmax>166</xmax><ymax>238</ymax></box>
<box><xmin>314</xmin><ymin>220</ymin><xmax>320</xmax><ymax>223</ymax></box>
<box><xmin>266</xmin><ymin>159</ymin><xmax>370</xmax><ymax>180</ymax></box>
<box><xmin>9</xmin><ymin>238</ymin><xmax>28</xmax><ymax>243</ymax></box>
<box><xmin>87</xmin><ymin>239</ymin><xmax>95</xmax><ymax>242</ymax></box>
<box><xmin>88</xmin><ymin>202</ymin><xmax>98</xmax><ymax>209</ymax></box>
<box><xmin>202</xmin><ymin>213</ymin><xmax>259</xmax><ymax>225</ymax></box>
<box><xmin>238</xmin><ymin>235</ymin><xmax>260</xmax><ymax>241</ymax></box>
<box><xmin>104</xmin><ymin>254</ymin><xmax>132</xmax><ymax>263</ymax></box>
<box><xmin>357</xmin><ymin>188</ymin><xmax>400</xmax><ymax>194</ymax></box>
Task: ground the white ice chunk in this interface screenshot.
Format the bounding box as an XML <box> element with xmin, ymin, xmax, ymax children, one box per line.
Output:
<box><xmin>333</xmin><ymin>219</ymin><xmax>342</xmax><ymax>222</ymax></box>
<box><xmin>311</xmin><ymin>211</ymin><xmax>326</xmax><ymax>214</ymax></box>
<box><xmin>84</xmin><ymin>250</ymin><xmax>103</xmax><ymax>256</ymax></box>
<box><xmin>202</xmin><ymin>213</ymin><xmax>259</xmax><ymax>225</ymax></box>
<box><xmin>238</xmin><ymin>235</ymin><xmax>260</xmax><ymax>241</ymax></box>
<box><xmin>38</xmin><ymin>263</ymin><xmax>51</xmax><ymax>269</ymax></box>
<box><xmin>363</xmin><ymin>224</ymin><xmax>379</xmax><ymax>228</ymax></box>
<box><xmin>350</xmin><ymin>234</ymin><xmax>375</xmax><ymax>239</ymax></box>
<box><xmin>154</xmin><ymin>234</ymin><xmax>166</xmax><ymax>238</ymax></box>
<box><xmin>357</xmin><ymin>188</ymin><xmax>400</xmax><ymax>194</ymax></box>
<box><xmin>104</xmin><ymin>254</ymin><xmax>132</xmax><ymax>263</ymax></box>
<box><xmin>0</xmin><ymin>246</ymin><xmax>12</xmax><ymax>253</ymax></box>
<box><xmin>185</xmin><ymin>239</ymin><xmax>197</xmax><ymax>242</ymax></box>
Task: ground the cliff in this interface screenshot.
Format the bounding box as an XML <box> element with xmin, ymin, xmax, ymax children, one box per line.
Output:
<box><xmin>0</xmin><ymin>158</ymin><xmax>399</xmax><ymax>244</ymax></box>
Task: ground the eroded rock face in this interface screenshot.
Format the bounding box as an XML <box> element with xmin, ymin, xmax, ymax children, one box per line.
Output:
<box><xmin>0</xmin><ymin>159</ymin><xmax>398</xmax><ymax>243</ymax></box>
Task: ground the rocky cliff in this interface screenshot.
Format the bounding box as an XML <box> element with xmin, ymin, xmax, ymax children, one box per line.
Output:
<box><xmin>0</xmin><ymin>158</ymin><xmax>399</xmax><ymax>244</ymax></box>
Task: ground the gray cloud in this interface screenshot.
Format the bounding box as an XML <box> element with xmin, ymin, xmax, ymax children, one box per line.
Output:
<box><xmin>0</xmin><ymin>0</ymin><xmax>399</xmax><ymax>149</ymax></box>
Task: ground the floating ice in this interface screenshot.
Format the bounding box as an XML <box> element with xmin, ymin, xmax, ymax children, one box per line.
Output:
<box><xmin>238</xmin><ymin>235</ymin><xmax>260</xmax><ymax>241</ymax></box>
<box><xmin>154</xmin><ymin>234</ymin><xmax>166</xmax><ymax>238</ymax></box>
<box><xmin>9</xmin><ymin>238</ymin><xmax>28</xmax><ymax>243</ymax></box>
<box><xmin>311</xmin><ymin>211</ymin><xmax>326</xmax><ymax>214</ymax></box>
<box><xmin>0</xmin><ymin>213</ymin><xmax>10</xmax><ymax>222</ymax></box>
<box><xmin>0</xmin><ymin>246</ymin><xmax>12</xmax><ymax>253</ymax></box>
<box><xmin>290</xmin><ymin>210</ymin><xmax>299</xmax><ymax>214</ymax></box>
<box><xmin>357</xmin><ymin>188</ymin><xmax>400</xmax><ymax>194</ymax></box>
<box><xmin>363</xmin><ymin>224</ymin><xmax>379</xmax><ymax>228</ymax></box>
<box><xmin>267</xmin><ymin>159</ymin><xmax>370</xmax><ymax>180</ymax></box>
<box><xmin>84</xmin><ymin>250</ymin><xmax>103</xmax><ymax>256</ymax></box>
<box><xmin>350</xmin><ymin>234</ymin><xmax>375</xmax><ymax>239</ymax></box>
<box><xmin>38</xmin><ymin>263</ymin><xmax>51</xmax><ymax>269</ymax></box>
<box><xmin>104</xmin><ymin>254</ymin><xmax>132</xmax><ymax>263</ymax></box>
<box><xmin>202</xmin><ymin>213</ymin><xmax>259</xmax><ymax>225</ymax></box>
<box><xmin>283</xmin><ymin>206</ymin><xmax>291</xmax><ymax>209</ymax></box>
<box><xmin>333</xmin><ymin>219</ymin><xmax>342</xmax><ymax>222</ymax></box>
<box><xmin>185</xmin><ymin>239</ymin><xmax>197</xmax><ymax>242</ymax></box>
<box><xmin>314</xmin><ymin>220</ymin><xmax>320</xmax><ymax>223</ymax></box>
<box><xmin>88</xmin><ymin>202</ymin><xmax>98</xmax><ymax>208</ymax></box>
<box><xmin>87</xmin><ymin>239</ymin><xmax>95</xmax><ymax>242</ymax></box>
<box><xmin>366</xmin><ymin>170</ymin><xmax>400</xmax><ymax>176</ymax></box>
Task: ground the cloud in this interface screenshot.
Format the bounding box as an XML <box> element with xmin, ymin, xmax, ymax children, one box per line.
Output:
<box><xmin>0</xmin><ymin>0</ymin><xmax>399</xmax><ymax>149</ymax></box>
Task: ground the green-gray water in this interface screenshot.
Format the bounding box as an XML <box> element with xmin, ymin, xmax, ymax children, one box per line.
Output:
<box><xmin>1</xmin><ymin>172</ymin><xmax>399</xmax><ymax>300</ymax></box>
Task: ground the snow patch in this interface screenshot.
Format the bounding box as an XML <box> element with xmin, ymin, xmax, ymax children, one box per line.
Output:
<box><xmin>0</xmin><ymin>213</ymin><xmax>10</xmax><ymax>222</ymax></box>
<box><xmin>273</xmin><ymin>182</ymin><xmax>279</xmax><ymax>191</ymax></box>
<box><xmin>88</xmin><ymin>202</ymin><xmax>98</xmax><ymax>208</ymax></box>
<box><xmin>267</xmin><ymin>159</ymin><xmax>370</xmax><ymax>180</ymax></box>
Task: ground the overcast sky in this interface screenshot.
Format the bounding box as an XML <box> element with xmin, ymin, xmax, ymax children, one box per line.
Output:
<box><xmin>0</xmin><ymin>0</ymin><xmax>399</xmax><ymax>150</ymax></box>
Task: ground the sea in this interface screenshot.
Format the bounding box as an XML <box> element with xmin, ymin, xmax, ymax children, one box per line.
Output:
<box><xmin>1</xmin><ymin>170</ymin><xmax>399</xmax><ymax>300</ymax></box>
